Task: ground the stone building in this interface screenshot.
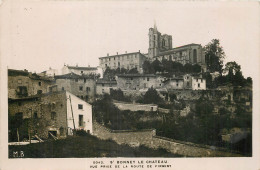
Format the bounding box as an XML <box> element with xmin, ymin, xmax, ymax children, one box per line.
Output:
<box><xmin>183</xmin><ymin>74</ymin><xmax>192</xmax><ymax>89</ymax></box>
<box><xmin>61</xmin><ymin>65</ymin><xmax>102</xmax><ymax>76</ymax></box>
<box><xmin>192</xmin><ymin>76</ymin><xmax>206</xmax><ymax>90</ymax></box>
<box><xmin>99</xmin><ymin>51</ymin><xmax>146</xmax><ymax>73</ymax></box>
<box><xmin>8</xmin><ymin>91</ymin><xmax>93</xmax><ymax>140</ymax></box>
<box><xmin>96</xmin><ymin>79</ymin><xmax>117</xmax><ymax>95</ymax></box>
<box><xmin>54</xmin><ymin>73</ymin><xmax>96</xmax><ymax>102</ymax></box>
<box><xmin>147</xmin><ymin>24</ymin><xmax>206</xmax><ymax>71</ymax></box>
<box><xmin>8</xmin><ymin>69</ymin><xmax>56</xmax><ymax>99</ymax></box>
<box><xmin>116</xmin><ymin>74</ymin><xmax>164</xmax><ymax>90</ymax></box>
<box><xmin>163</xmin><ymin>77</ymin><xmax>184</xmax><ymax>90</ymax></box>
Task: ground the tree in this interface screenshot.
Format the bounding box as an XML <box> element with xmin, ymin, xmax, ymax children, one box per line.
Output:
<box><xmin>142</xmin><ymin>60</ymin><xmax>154</xmax><ymax>74</ymax></box>
<box><xmin>195</xmin><ymin>97</ymin><xmax>214</xmax><ymax>117</ymax></box>
<box><xmin>128</xmin><ymin>68</ymin><xmax>138</xmax><ymax>74</ymax></box>
<box><xmin>192</xmin><ymin>64</ymin><xmax>201</xmax><ymax>73</ymax></box>
<box><xmin>143</xmin><ymin>87</ymin><xmax>163</xmax><ymax>104</ymax></box>
<box><xmin>224</xmin><ymin>61</ymin><xmax>245</xmax><ymax>86</ymax></box>
<box><xmin>204</xmin><ymin>39</ymin><xmax>225</xmax><ymax>74</ymax></box>
<box><xmin>151</xmin><ymin>59</ymin><xmax>163</xmax><ymax>73</ymax></box>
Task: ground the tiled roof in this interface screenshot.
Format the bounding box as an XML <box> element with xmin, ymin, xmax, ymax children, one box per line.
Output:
<box><xmin>117</xmin><ymin>74</ymin><xmax>156</xmax><ymax>77</ymax></box>
<box><xmin>97</xmin><ymin>79</ymin><xmax>117</xmax><ymax>84</ymax></box>
<box><xmin>54</xmin><ymin>73</ymin><xmax>95</xmax><ymax>79</ymax></box>
<box><xmin>154</xmin><ymin>43</ymin><xmax>201</xmax><ymax>57</ymax></box>
<box><xmin>99</xmin><ymin>51</ymin><xmax>145</xmax><ymax>59</ymax></box>
<box><xmin>67</xmin><ymin>66</ymin><xmax>97</xmax><ymax>70</ymax></box>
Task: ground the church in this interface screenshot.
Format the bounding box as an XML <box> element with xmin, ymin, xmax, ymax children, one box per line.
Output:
<box><xmin>99</xmin><ymin>24</ymin><xmax>207</xmax><ymax>73</ymax></box>
<box><xmin>146</xmin><ymin>23</ymin><xmax>207</xmax><ymax>71</ymax></box>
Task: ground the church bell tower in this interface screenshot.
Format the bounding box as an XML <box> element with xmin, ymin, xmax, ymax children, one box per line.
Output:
<box><xmin>148</xmin><ymin>22</ymin><xmax>161</xmax><ymax>60</ymax></box>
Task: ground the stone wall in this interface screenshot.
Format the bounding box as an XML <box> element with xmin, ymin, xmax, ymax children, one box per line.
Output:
<box><xmin>93</xmin><ymin>122</ymin><xmax>241</xmax><ymax>157</ymax></box>
<box><xmin>9</xmin><ymin>91</ymin><xmax>68</xmax><ymax>139</ymax></box>
<box><xmin>114</xmin><ymin>102</ymin><xmax>158</xmax><ymax>112</ymax></box>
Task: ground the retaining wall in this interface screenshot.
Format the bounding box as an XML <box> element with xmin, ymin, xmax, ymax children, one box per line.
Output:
<box><xmin>93</xmin><ymin>122</ymin><xmax>241</xmax><ymax>157</ymax></box>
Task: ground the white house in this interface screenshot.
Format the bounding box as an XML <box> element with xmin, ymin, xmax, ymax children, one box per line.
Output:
<box><xmin>66</xmin><ymin>92</ymin><xmax>93</xmax><ymax>135</ymax></box>
<box><xmin>192</xmin><ymin>77</ymin><xmax>206</xmax><ymax>90</ymax></box>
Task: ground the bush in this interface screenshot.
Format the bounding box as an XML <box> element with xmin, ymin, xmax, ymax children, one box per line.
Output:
<box><xmin>75</xmin><ymin>129</ymin><xmax>89</xmax><ymax>136</ymax></box>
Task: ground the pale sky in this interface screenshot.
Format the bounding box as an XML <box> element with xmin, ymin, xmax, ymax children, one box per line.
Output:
<box><xmin>1</xmin><ymin>1</ymin><xmax>259</xmax><ymax>78</ymax></box>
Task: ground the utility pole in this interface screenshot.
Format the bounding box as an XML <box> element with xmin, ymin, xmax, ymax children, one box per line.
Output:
<box><xmin>69</xmin><ymin>95</ymin><xmax>76</xmax><ymax>135</ymax></box>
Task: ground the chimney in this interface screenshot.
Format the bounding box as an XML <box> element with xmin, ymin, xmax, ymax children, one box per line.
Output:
<box><xmin>76</xmin><ymin>64</ymin><xmax>78</xmax><ymax>67</ymax></box>
<box><xmin>107</xmin><ymin>53</ymin><xmax>109</xmax><ymax>56</ymax></box>
<box><xmin>117</xmin><ymin>52</ymin><xmax>118</xmax><ymax>55</ymax></box>
<box><xmin>125</xmin><ymin>51</ymin><xmax>127</xmax><ymax>54</ymax></box>
<box><xmin>139</xmin><ymin>50</ymin><xmax>140</xmax><ymax>53</ymax></box>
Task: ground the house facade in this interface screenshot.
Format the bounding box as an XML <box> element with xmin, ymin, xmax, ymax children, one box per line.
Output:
<box><xmin>116</xmin><ymin>74</ymin><xmax>163</xmax><ymax>90</ymax></box>
<box><xmin>163</xmin><ymin>77</ymin><xmax>184</xmax><ymax>90</ymax></box>
<box><xmin>8</xmin><ymin>91</ymin><xmax>93</xmax><ymax>141</ymax></box>
<box><xmin>8</xmin><ymin>69</ymin><xmax>56</xmax><ymax>99</ymax></box>
<box><xmin>99</xmin><ymin>51</ymin><xmax>146</xmax><ymax>73</ymax></box>
<box><xmin>96</xmin><ymin>79</ymin><xmax>117</xmax><ymax>95</ymax></box>
<box><xmin>55</xmin><ymin>73</ymin><xmax>96</xmax><ymax>102</ymax></box>
<box><xmin>192</xmin><ymin>77</ymin><xmax>206</xmax><ymax>90</ymax></box>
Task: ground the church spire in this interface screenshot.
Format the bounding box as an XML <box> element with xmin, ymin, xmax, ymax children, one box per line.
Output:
<box><xmin>154</xmin><ymin>20</ymin><xmax>157</xmax><ymax>32</ymax></box>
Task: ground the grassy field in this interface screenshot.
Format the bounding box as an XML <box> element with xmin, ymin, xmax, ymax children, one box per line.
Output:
<box><xmin>9</xmin><ymin>134</ymin><xmax>182</xmax><ymax>158</ymax></box>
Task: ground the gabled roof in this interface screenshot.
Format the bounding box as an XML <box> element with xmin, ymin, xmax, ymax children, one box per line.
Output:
<box><xmin>54</xmin><ymin>72</ymin><xmax>95</xmax><ymax>79</ymax></box>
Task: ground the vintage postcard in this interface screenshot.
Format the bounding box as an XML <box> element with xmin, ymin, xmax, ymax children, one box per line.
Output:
<box><xmin>0</xmin><ymin>0</ymin><xmax>259</xmax><ymax>170</ymax></box>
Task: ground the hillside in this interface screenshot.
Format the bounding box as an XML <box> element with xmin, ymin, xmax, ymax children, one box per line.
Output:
<box><xmin>9</xmin><ymin>134</ymin><xmax>182</xmax><ymax>158</ymax></box>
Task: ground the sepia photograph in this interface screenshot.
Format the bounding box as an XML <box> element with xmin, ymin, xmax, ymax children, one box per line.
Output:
<box><xmin>0</xmin><ymin>0</ymin><xmax>259</xmax><ymax>169</ymax></box>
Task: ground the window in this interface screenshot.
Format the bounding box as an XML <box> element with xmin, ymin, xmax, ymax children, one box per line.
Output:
<box><xmin>198</xmin><ymin>83</ymin><xmax>200</xmax><ymax>88</ymax></box>
<box><xmin>177</xmin><ymin>83</ymin><xmax>179</xmax><ymax>87</ymax></box>
<box><xmin>75</xmin><ymin>79</ymin><xmax>78</xmax><ymax>82</ymax></box>
<box><xmin>78</xmin><ymin>104</ymin><xmax>83</xmax><ymax>110</ymax></box>
<box><xmin>114</xmin><ymin>57</ymin><xmax>115</xmax><ymax>60</ymax></box>
<box><xmin>130</xmin><ymin>77</ymin><xmax>133</xmax><ymax>80</ymax></box>
<box><xmin>102</xmin><ymin>83</ymin><xmax>104</xmax><ymax>87</ymax></box>
<box><xmin>196</xmin><ymin>79</ymin><xmax>198</xmax><ymax>82</ymax></box>
<box><xmin>84</xmin><ymin>78</ymin><xmax>86</xmax><ymax>83</ymax></box>
<box><xmin>79</xmin><ymin>86</ymin><xmax>83</xmax><ymax>91</ymax></box>
<box><xmin>86</xmin><ymin>87</ymin><xmax>90</xmax><ymax>92</ymax></box>
<box><xmin>34</xmin><ymin>112</ymin><xmax>38</xmax><ymax>119</ymax></box>
<box><xmin>38</xmin><ymin>82</ymin><xmax>42</xmax><ymax>86</ymax></box>
<box><xmin>187</xmin><ymin>82</ymin><xmax>190</xmax><ymax>86</ymax></box>
<box><xmin>79</xmin><ymin>115</ymin><xmax>83</xmax><ymax>126</ymax></box>
<box><xmin>37</xmin><ymin>90</ymin><xmax>42</xmax><ymax>94</ymax></box>
<box><xmin>81</xmin><ymin>71</ymin><xmax>83</xmax><ymax>74</ymax></box>
<box><xmin>102</xmin><ymin>89</ymin><xmax>105</xmax><ymax>93</ymax></box>
<box><xmin>201</xmin><ymin>79</ymin><xmax>203</xmax><ymax>83</ymax></box>
<box><xmin>109</xmin><ymin>58</ymin><xmax>111</xmax><ymax>61</ymax></box>
<box><xmin>62</xmin><ymin>87</ymin><xmax>65</xmax><ymax>91</ymax></box>
<box><xmin>147</xmin><ymin>78</ymin><xmax>149</xmax><ymax>81</ymax></box>
<box><xmin>51</xmin><ymin>112</ymin><xmax>56</xmax><ymax>120</ymax></box>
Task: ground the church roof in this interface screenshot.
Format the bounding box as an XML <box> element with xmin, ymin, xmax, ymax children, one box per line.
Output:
<box><xmin>154</xmin><ymin>43</ymin><xmax>202</xmax><ymax>57</ymax></box>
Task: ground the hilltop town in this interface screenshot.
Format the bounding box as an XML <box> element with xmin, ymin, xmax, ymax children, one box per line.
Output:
<box><xmin>8</xmin><ymin>25</ymin><xmax>252</xmax><ymax>157</ymax></box>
